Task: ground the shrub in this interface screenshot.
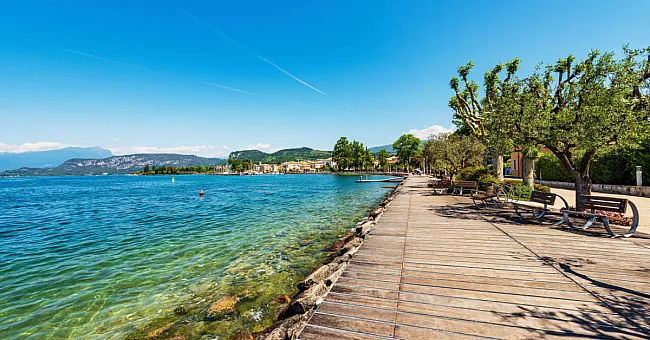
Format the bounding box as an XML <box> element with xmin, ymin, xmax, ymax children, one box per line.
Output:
<box><xmin>534</xmin><ymin>184</ymin><xmax>551</xmax><ymax>193</ymax></box>
<box><xmin>536</xmin><ymin>137</ymin><xmax>650</xmax><ymax>186</ymax></box>
<box><xmin>477</xmin><ymin>174</ymin><xmax>501</xmax><ymax>190</ymax></box>
<box><xmin>509</xmin><ymin>183</ymin><xmax>533</xmax><ymax>200</ymax></box>
<box><xmin>457</xmin><ymin>166</ymin><xmax>490</xmax><ymax>182</ymax></box>
<box><xmin>536</xmin><ymin>153</ymin><xmax>572</xmax><ymax>182</ymax></box>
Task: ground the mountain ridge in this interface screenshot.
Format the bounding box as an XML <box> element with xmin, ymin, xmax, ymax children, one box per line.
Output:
<box><xmin>1</xmin><ymin>153</ymin><xmax>226</xmax><ymax>176</ymax></box>
<box><xmin>229</xmin><ymin>147</ymin><xmax>332</xmax><ymax>163</ymax></box>
<box><xmin>0</xmin><ymin>146</ymin><xmax>113</xmax><ymax>171</ymax></box>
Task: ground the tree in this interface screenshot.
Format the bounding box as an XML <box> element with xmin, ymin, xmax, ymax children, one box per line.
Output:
<box><xmin>332</xmin><ymin>137</ymin><xmax>352</xmax><ymax>171</ymax></box>
<box><xmin>362</xmin><ymin>148</ymin><xmax>375</xmax><ymax>171</ymax></box>
<box><xmin>143</xmin><ymin>164</ymin><xmax>149</xmax><ymax>173</ymax></box>
<box><xmin>351</xmin><ymin>140</ymin><xmax>365</xmax><ymax>171</ymax></box>
<box><xmin>449</xmin><ymin>61</ymin><xmax>515</xmax><ymax>182</ymax></box>
<box><xmin>378</xmin><ymin>149</ymin><xmax>389</xmax><ymax>171</ymax></box>
<box><xmin>483</xmin><ymin>58</ymin><xmax>539</xmax><ymax>187</ymax></box>
<box><xmin>424</xmin><ymin>132</ymin><xmax>485</xmax><ymax>177</ymax></box>
<box><xmin>495</xmin><ymin>46</ymin><xmax>650</xmax><ymax>207</ymax></box>
<box><xmin>392</xmin><ymin>134</ymin><xmax>421</xmax><ymax>171</ymax></box>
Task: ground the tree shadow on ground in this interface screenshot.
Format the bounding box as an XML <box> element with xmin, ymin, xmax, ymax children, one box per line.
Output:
<box><xmin>418</xmin><ymin>194</ymin><xmax>650</xmax><ymax>337</ymax></box>
<box><xmin>498</xmin><ymin>258</ymin><xmax>650</xmax><ymax>338</ymax></box>
<box><xmin>495</xmin><ymin>303</ymin><xmax>649</xmax><ymax>338</ymax></box>
<box><xmin>428</xmin><ymin>200</ymin><xmax>650</xmax><ymax>241</ymax></box>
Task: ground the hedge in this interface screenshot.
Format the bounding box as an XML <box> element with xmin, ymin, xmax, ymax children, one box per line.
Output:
<box><xmin>536</xmin><ymin>138</ymin><xmax>650</xmax><ymax>186</ymax></box>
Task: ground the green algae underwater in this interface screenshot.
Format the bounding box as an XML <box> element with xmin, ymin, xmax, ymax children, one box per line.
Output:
<box><xmin>0</xmin><ymin>174</ymin><xmax>393</xmax><ymax>339</ymax></box>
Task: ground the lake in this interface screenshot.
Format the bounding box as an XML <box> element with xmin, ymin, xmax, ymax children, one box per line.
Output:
<box><xmin>0</xmin><ymin>174</ymin><xmax>392</xmax><ymax>339</ymax></box>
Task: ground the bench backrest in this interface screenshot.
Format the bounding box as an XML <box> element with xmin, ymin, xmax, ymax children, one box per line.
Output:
<box><xmin>580</xmin><ymin>195</ymin><xmax>627</xmax><ymax>213</ymax></box>
<box><xmin>455</xmin><ymin>181</ymin><xmax>477</xmax><ymax>189</ymax></box>
<box><xmin>530</xmin><ymin>191</ymin><xmax>557</xmax><ymax>205</ymax></box>
<box><xmin>437</xmin><ymin>180</ymin><xmax>452</xmax><ymax>187</ymax></box>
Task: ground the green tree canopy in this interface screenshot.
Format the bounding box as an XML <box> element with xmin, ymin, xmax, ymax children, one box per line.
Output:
<box><xmin>392</xmin><ymin>134</ymin><xmax>421</xmax><ymax>171</ymax></box>
<box><xmin>423</xmin><ymin>132</ymin><xmax>485</xmax><ymax>175</ymax></box>
<box><xmin>378</xmin><ymin>149</ymin><xmax>389</xmax><ymax>171</ymax></box>
<box><xmin>487</xmin><ymin>46</ymin><xmax>650</xmax><ymax>206</ymax></box>
<box><xmin>449</xmin><ymin>61</ymin><xmax>514</xmax><ymax>181</ymax></box>
<box><xmin>332</xmin><ymin>137</ymin><xmax>352</xmax><ymax>171</ymax></box>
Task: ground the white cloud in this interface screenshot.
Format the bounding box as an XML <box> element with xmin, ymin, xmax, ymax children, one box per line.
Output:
<box><xmin>108</xmin><ymin>145</ymin><xmax>229</xmax><ymax>158</ymax></box>
<box><xmin>222</xmin><ymin>145</ymin><xmax>230</xmax><ymax>151</ymax></box>
<box><xmin>406</xmin><ymin>125</ymin><xmax>454</xmax><ymax>139</ymax></box>
<box><xmin>113</xmin><ymin>137</ymin><xmax>123</xmax><ymax>141</ymax></box>
<box><xmin>0</xmin><ymin>141</ymin><xmax>73</xmax><ymax>153</ymax></box>
<box><xmin>246</xmin><ymin>143</ymin><xmax>271</xmax><ymax>151</ymax></box>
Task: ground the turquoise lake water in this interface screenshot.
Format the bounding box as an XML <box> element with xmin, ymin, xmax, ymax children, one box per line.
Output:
<box><xmin>0</xmin><ymin>174</ymin><xmax>392</xmax><ymax>339</ymax></box>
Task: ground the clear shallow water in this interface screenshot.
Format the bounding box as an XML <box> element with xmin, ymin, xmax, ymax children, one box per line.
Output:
<box><xmin>0</xmin><ymin>174</ymin><xmax>392</xmax><ymax>339</ymax></box>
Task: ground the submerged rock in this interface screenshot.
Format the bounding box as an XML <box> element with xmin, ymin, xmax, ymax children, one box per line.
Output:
<box><xmin>232</xmin><ymin>330</ymin><xmax>254</xmax><ymax>340</ymax></box>
<box><xmin>271</xmin><ymin>294</ymin><xmax>291</xmax><ymax>304</ymax></box>
<box><xmin>207</xmin><ymin>295</ymin><xmax>238</xmax><ymax>314</ymax></box>
<box><xmin>146</xmin><ymin>322</ymin><xmax>174</xmax><ymax>339</ymax></box>
<box><xmin>173</xmin><ymin>306</ymin><xmax>187</xmax><ymax>316</ymax></box>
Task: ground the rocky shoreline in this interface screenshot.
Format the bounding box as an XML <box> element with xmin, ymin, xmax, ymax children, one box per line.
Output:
<box><xmin>130</xmin><ymin>178</ymin><xmax>406</xmax><ymax>340</ymax></box>
<box><xmin>253</xmin><ymin>179</ymin><xmax>406</xmax><ymax>340</ymax></box>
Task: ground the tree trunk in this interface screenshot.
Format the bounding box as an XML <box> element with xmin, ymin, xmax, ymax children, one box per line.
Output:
<box><xmin>493</xmin><ymin>153</ymin><xmax>504</xmax><ymax>182</ymax></box>
<box><xmin>573</xmin><ymin>172</ymin><xmax>593</xmax><ymax>209</ymax></box>
<box><xmin>522</xmin><ymin>157</ymin><xmax>535</xmax><ymax>188</ymax></box>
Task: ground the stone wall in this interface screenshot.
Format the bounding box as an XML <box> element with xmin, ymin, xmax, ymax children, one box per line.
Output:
<box><xmin>537</xmin><ymin>180</ymin><xmax>650</xmax><ymax>198</ymax></box>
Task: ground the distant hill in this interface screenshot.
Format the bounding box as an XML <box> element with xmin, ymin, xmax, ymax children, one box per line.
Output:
<box><xmin>0</xmin><ymin>146</ymin><xmax>113</xmax><ymax>171</ymax></box>
<box><xmin>229</xmin><ymin>147</ymin><xmax>331</xmax><ymax>163</ymax></box>
<box><xmin>1</xmin><ymin>153</ymin><xmax>226</xmax><ymax>176</ymax></box>
<box><xmin>368</xmin><ymin>140</ymin><xmax>428</xmax><ymax>154</ymax></box>
<box><xmin>368</xmin><ymin>144</ymin><xmax>395</xmax><ymax>154</ymax></box>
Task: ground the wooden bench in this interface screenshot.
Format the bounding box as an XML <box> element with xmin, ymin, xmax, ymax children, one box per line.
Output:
<box><xmin>472</xmin><ymin>185</ymin><xmax>504</xmax><ymax>209</ymax></box>
<box><xmin>431</xmin><ymin>179</ymin><xmax>452</xmax><ymax>195</ymax></box>
<box><xmin>514</xmin><ymin>191</ymin><xmax>568</xmax><ymax>225</ymax></box>
<box><xmin>563</xmin><ymin>195</ymin><xmax>640</xmax><ymax>238</ymax></box>
<box><xmin>452</xmin><ymin>181</ymin><xmax>477</xmax><ymax>195</ymax></box>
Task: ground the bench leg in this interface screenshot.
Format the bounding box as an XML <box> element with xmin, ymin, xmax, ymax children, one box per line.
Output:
<box><xmin>602</xmin><ymin>217</ymin><xmax>615</xmax><ymax>237</ymax></box>
<box><xmin>564</xmin><ymin>211</ymin><xmax>575</xmax><ymax>230</ymax></box>
<box><xmin>514</xmin><ymin>203</ymin><xmax>525</xmax><ymax>223</ymax></box>
<box><xmin>583</xmin><ymin>215</ymin><xmax>596</xmax><ymax>230</ymax></box>
<box><xmin>623</xmin><ymin>201</ymin><xmax>640</xmax><ymax>238</ymax></box>
<box><xmin>472</xmin><ymin>197</ymin><xmax>485</xmax><ymax>210</ymax></box>
<box><xmin>532</xmin><ymin>209</ymin><xmax>547</xmax><ymax>225</ymax></box>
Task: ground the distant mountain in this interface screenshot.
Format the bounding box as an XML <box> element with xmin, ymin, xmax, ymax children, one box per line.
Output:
<box><xmin>0</xmin><ymin>146</ymin><xmax>113</xmax><ymax>171</ymax></box>
<box><xmin>1</xmin><ymin>153</ymin><xmax>226</xmax><ymax>176</ymax></box>
<box><xmin>368</xmin><ymin>144</ymin><xmax>395</xmax><ymax>154</ymax></box>
<box><xmin>368</xmin><ymin>140</ymin><xmax>428</xmax><ymax>154</ymax></box>
<box><xmin>229</xmin><ymin>147</ymin><xmax>331</xmax><ymax>163</ymax></box>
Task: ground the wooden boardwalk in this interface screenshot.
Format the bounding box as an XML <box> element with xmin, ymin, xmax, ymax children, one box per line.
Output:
<box><xmin>298</xmin><ymin>177</ymin><xmax>650</xmax><ymax>339</ymax></box>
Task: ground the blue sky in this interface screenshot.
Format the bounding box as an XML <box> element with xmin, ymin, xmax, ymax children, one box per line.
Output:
<box><xmin>1</xmin><ymin>0</ymin><xmax>649</xmax><ymax>157</ymax></box>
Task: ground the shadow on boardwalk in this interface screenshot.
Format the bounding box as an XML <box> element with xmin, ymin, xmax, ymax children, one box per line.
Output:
<box><xmin>429</xmin><ymin>199</ymin><xmax>650</xmax><ymax>337</ymax></box>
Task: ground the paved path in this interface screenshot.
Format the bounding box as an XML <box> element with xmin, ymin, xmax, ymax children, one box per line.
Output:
<box><xmin>298</xmin><ymin>177</ymin><xmax>650</xmax><ymax>339</ymax></box>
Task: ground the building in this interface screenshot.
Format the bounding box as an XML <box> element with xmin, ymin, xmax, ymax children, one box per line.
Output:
<box><xmin>509</xmin><ymin>146</ymin><xmax>551</xmax><ymax>177</ymax></box>
<box><xmin>282</xmin><ymin>161</ymin><xmax>303</xmax><ymax>172</ymax></box>
<box><xmin>254</xmin><ymin>163</ymin><xmax>280</xmax><ymax>173</ymax></box>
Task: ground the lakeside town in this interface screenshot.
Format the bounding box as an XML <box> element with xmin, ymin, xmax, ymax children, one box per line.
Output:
<box><xmin>206</xmin><ymin>156</ymin><xmax>401</xmax><ymax>175</ymax></box>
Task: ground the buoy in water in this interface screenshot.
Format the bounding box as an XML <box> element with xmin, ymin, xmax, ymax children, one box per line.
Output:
<box><xmin>172</xmin><ymin>176</ymin><xmax>175</xmax><ymax>183</ymax></box>
<box><xmin>199</xmin><ymin>190</ymin><xmax>204</xmax><ymax>196</ymax></box>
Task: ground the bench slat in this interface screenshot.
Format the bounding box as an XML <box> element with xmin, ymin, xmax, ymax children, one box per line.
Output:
<box><xmin>580</xmin><ymin>195</ymin><xmax>627</xmax><ymax>213</ymax></box>
<box><xmin>455</xmin><ymin>181</ymin><xmax>477</xmax><ymax>188</ymax></box>
<box><xmin>582</xmin><ymin>196</ymin><xmax>627</xmax><ymax>213</ymax></box>
<box><xmin>530</xmin><ymin>191</ymin><xmax>556</xmax><ymax>205</ymax></box>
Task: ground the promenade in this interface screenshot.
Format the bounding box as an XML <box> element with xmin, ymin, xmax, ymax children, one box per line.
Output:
<box><xmin>298</xmin><ymin>177</ymin><xmax>650</xmax><ymax>339</ymax></box>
